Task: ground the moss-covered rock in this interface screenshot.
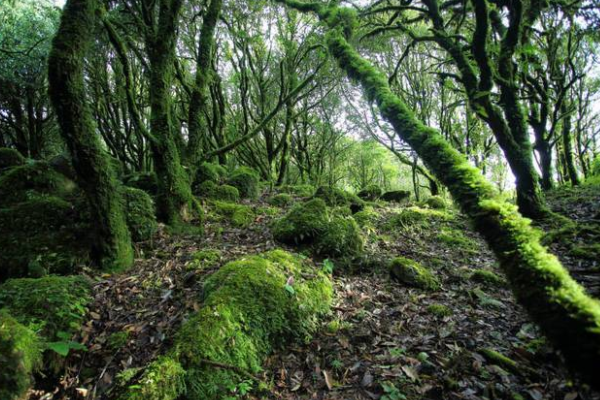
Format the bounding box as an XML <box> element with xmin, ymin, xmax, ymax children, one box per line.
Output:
<box><xmin>353</xmin><ymin>206</ymin><xmax>378</xmax><ymax>229</ymax></box>
<box><xmin>386</xmin><ymin>206</ymin><xmax>451</xmax><ymax>231</ymax></box>
<box><xmin>120</xmin><ymin>250</ymin><xmax>332</xmax><ymax>400</ymax></box>
<box><xmin>227</xmin><ymin>166</ymin><xmax>260</xmax><ymax>199</ymax></box>
<box><xmin>123</xmin><ymin>187</ymin><xmax>158</xmax><ymax>242</ymax></box>
<box><xmin>0</xmin><ymin>162</ymin><xmax>76</xmax><ymax>207</ymax></box>
<box><xmin>118</xmin><ymin>356</ymin><xmax>187</xmax><ymax>400</ymax></box>
<box><xmin>196</xmin><ymin>181</ymin><xmax>240</xmax><ymax>202</ymax></box>
<box><xmin>268</xmin><ymin>193</ymin><xmax>293</xmax><ymax>207</ymax></box>
<box><xmin>271</xmin><ymin>198</ymin><xmax>329</xmax><ymax>244</ymax></box>
<box><xmin>315</xmin><ymin>216</ymin><xmax>364</xmax><ymax>257</ymax></box>
<box><xmin>381</xmin><ymin>190</ymin><xmax>410</xmax><ymax>203</ymax></box>
<box><xmin>123</xmin><ymin>172</ymin><xmax>159</xmax><ymax>196</ymax></box>
<box><xmin>0</xmin><ymin>196</ymin><xmax>91</xmax><ymax>280</ymax></box>
<box><xmin>195</xmin><ymin>162</ymin><xmax>227</xmax><ymax>186</ymax></box>
<box><xmin>0</xmin><ymin>276</ymin><xmax>92</xmax><ymax>340</ymax></box>
<box><xmin>280</xmin><ymin>184</ymin><xmax>315</xmax><ymax>197</ymax></box>
<box><xmin>389</xmin><ymin>257</ymin><xmax>440</xmax><ymax>290</ymax></box>
<box><xmin>211</xmin><ymin>201</ymin><xmax>255</xmax><ymax>228</ymax></box>
<box><xmin>314</xmin><ymin>186</ymin><xmax>365</xmax><ymax>213</ymax></box>
<box><xmin>357</xmin><ymin>184</ymin><xmax>382</xmax><ymax>201</ymax></box>
<box><xmin>0</xmin><ymin>309</ymin><xmax>43</xmax><ymax>400</ymax></box>
<box><xmin>424</xmin><ymin>195</ymin><xmax>446</xmax><ymax>209</ymax></box>
<box><xmin>0</xmin><ymin>148</ymin><xmax>25</xmax><ymax>171</ymax></box>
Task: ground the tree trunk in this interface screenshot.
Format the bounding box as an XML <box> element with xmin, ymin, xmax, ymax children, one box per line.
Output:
<box><xmin>48</xmin><ymin>0</ymin><xmax>133</xmax><ymax>270</ymax></box>
<box><xmin>276</xmin><ymin>0</ymin><xmax>600</xmax><ymax>388</ymax></box>
<box><xmin>561</xmin><ymin>103</ymin><xmax>580</xmax><ymax>186</ymax></box>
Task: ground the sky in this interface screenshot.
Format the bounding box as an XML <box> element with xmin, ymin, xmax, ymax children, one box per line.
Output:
<box><xmin>53</xmin><ymin>0</ymin><xmax>65</xmax><ymax>7</ymax></box>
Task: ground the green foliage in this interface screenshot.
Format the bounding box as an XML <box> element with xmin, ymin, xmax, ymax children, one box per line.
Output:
<box><xmin>268</xmin><ymin>193</ymin><xmax>293</xmax><ymax>207</ymax></box>
<box><xmin>0</xmin><ymin>148</ymin><xmax>25</xmax><ymax>170</ymax></box>
<box><xmin>389</xmin><ymin>257</ymin><xmax>440</xmax><ymax>290</ymax></box>
<box><xmin>280</xmin><ymin>184</ymin><xmax>315</xmax><ymax>197</ymax></box>
<box><xmin>470</xmin><ymin>269</ymin><xmax>505</xmax><ymax>286</ymax></box>
<box><xmin>0</xmin><ymin>309</ymin><xmax>43</xmax><ymax>400</ymax></box>
<box><xmin>188</xmin><ymin>249</ymin><xmax>222</xmax><ymax>271</ymax></box>
<box><xmin>0</xmin><ymin>162</ymin><xmax>76</xmax><ymax>207</ymax></box>
<box><xmin>272</xmin><ymin>198</ymin><xmax>329</xmax><ymax>244</ymax></box>
<box><xmin>107</xmin><ymin>331</ymin><xmax>130</xmax><ymax>351</ymax></box>
<box><xmin>195</xmin><ymin>162</ymin><xmax>227</xmax><ymax>186</ymax></box>
<box><xmin>123</xmin><ymin>187</ymin><xmax>158</xmax><ymax>242</ymax></box>
<box><xmin>211</xmin><ymin>201</ymin><xmax>255</xmax><ymax>228</ymax></box>
<box><xmin>227</xmin><ymin>167</ymin><xmax>260</xmax><ymax>199</ymax></box>
<box><xmin>427</xmin><ymin>304</ymin><xmax>452</xmax><ymax>317</ymax></box>
<box><xmin>315</xmin><ymin>216</ymin><xmax>364</xmax><ymax>257</ymax></box>
<box><xmin>357</xmin><ymin>184</ymin><xmax>382</xmax><ymax>201</ymax></box>
<box><xmin>119</xmin><ymin>356</ymin><xmax>187</xmax><ymax>400</ymax></box>
<box><xmin>0</xmin><ymin>276</ymin><xmax>92</xmax><ymax>340</ymax></box>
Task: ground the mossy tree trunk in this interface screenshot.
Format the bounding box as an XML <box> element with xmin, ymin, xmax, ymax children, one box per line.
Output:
<box><xmin>276</xmin><ymin>0</ymin><xmax>600</xmax><ymax>387</ymax></box>
<box><xmin>143</xmin><ymin>0</ymin><xmax>195</xmax><ymax>225</ymax></box>
<box><xmin>560</xmin><ymin>102</ymin><xmax>580</xmax><ymax>186</ymax></box>
<box><xmin>186</xmin><ymin>0</ymin><xmax>223</xmax><ymax>169</ymax></box>
<box><xmin>48</xmin><ymin>0</ymin><xmax>133</xmax><ymax>270</ymax></box>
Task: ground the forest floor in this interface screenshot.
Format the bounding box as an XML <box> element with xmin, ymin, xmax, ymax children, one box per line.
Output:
<box><xmin>32</xmin><ymin>186</ymin><xmax>600</xmax><ymax>400</ymax></box>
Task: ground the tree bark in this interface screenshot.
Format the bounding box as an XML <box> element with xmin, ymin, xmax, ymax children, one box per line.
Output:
<box><xmin>48</xmin><ymin>0</ymin><xmax>133</xmax><ymax>270</ymax></box>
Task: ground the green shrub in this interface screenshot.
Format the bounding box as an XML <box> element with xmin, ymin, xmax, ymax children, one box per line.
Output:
<box><xmin>211</xmin><ymin>201</ymin><xmax>255</xmax><ymax>228</ymax></box>
<box><xmin>123</xmin><ymin>187</ymin><xmax>158</xmax><ymax>241</ymax></box>
<box><xmin>0</xmin><ymin>148</ymin><xmax>25</xmax><ymax>171</ymax></box>
<box><xmin>280</xmin><ymin>184</ymin><xmax>315</xmax><ymax>197</ymax></box>
<box><xmin>268</xmin><ymin>193</ymin><xmax>293</xmax><ymax>207</ymax></box>
<box><xmin>0</xmin><ymin>276</ymin><xmax>92</xmax><ymax>340</ymax></box>
<box><xmin>389</xmin><ymin>257</ymin><xmax>440</xmax><ymax>290</ymax></box>
<box><xmin>0</xmin><ymin>162</ymin><xmax>76</xmax><ymax>207</ymax></box>
<box><xmin>315</xmin><ymin>216</ymin><xmax>364</xmax><ymax>257</ymax></box>
<box><xmin>0</xmin><ymin>196</ymin><xmax>91</xmax><ymax>280</ymax></box>
<box><xmin>195</xmin><ymin>162</ymin><xmax>227</xmax><ymax>186</ymax></box>
<box><xmin>314</xmin><ymin>186</ymin><xmax>365</xmax><ymax>212</ymax></box>
<box><xmin>424</xmin><ymin>195</ymin><xmax>446</xmax><ymax>209</ymax></box>
<box><xmin>0</xmin><ymin>310</ymin><xmax>43</xmax><ymax>400</ymax></box>
<box><xmin>227</xmin><ymin>166</ymin><xmax>260</xmax><ymax>199</ymax></box>
<box><xmin>357</xmin><ymin>184</ymin><xmax>382</xmax><ymax>201</ymax></box>
<box><xmin>123</xmin><ymin>172</ymin><xmax>158</xmax><ymax>196</ymax></box>
<box><xmin>271</xmin><ymin>198</ymin><xmax>329</xmax><ymax>244</ymax></box>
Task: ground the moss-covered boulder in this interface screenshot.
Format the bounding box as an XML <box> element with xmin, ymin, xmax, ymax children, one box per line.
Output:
<box><xmin>0</xmin><ymin>148</ymin><xmax>25</xmax><ymax>171</ymax></box>
<box><xmin>123</xmin><ymin>187</ymin><xmax>158</xmax><ymax>242</ymax></box>
<box><xmin>0</xmin><ymin>162</ymin><xmax>76</xmax><ymax>207</ymax></box>
<box><xmin>227</xmin><ymin>166</ymin><xmax>260</xmax><ymax>199</ymax></box>
<box><xmin>314</xmin><ymin>186</ymin><xmax>365</xmax><ymax>213</ymax></box>
<box><xmin>211</xmin><ymin>201</ymin><xmax>255</xmax><ymax>228</ymax></box>
<box><xmin>123</xmin><ymin>172</ymin><xmax>158</xmax><ymax>196</ymax></box>
<box><xmin>0</xmin><ymin>276</ymin><xmax>92</xmax><ymax>340</ymax></box>
<box><xmin>268</xmin><ymin>193</ymin><xmax>293</xmax><ymax>207</ymax></box>
<box><xmin>120</xmin><ymin>250</ymin><xmax>332</xmax><ymax>400</ymax></box>
<box><xmin>196</xmin><ymin>180</ymin><xmax>240</xmax><ymax>202</ymax></box>
<box><xmin>389</xmin><ymin>257</ymin><xmax>440</xmax><ymax>290</ymax></box>
<box><xmin>0</xmin><ymin>196</ymin><xmax>91</xmax><ymax>280</ymax></box>
<box><xmin>272</xmin><ymin>198</ymin><xmax>329</xmax><ymax>244</ymax></box>
<box><xmin>357</xmin><ymin>184</ymin><xmax>382</xmax><ymax>201</ymax></box>
<box><xmin>353</xmin><ymin>206</ymin><xmax>378</xmax><ymax>229</ymax></box>
<box><xmin>0</xmin><ymin>310</ymin><xmax>43</xmax><ymax>400</ymax></box>
<box><xmin>381</xmin><ymin>190</ymin><xmax>410</xmax><ymax>203</ymax></box>
<box><xmin>315</xmin><ymin>216</ymin><xmax>364</xmax><ymax>257</ymax></box>
<box><xmin>386</xmin><ymin>206</ymin><xmax>451</xmax><ymax>231</ymax></box>
<box><xmin>195</xmin><ymin>162</ymin><xmax>227</xmax><ymax>186</ymax></box>
<box><xmin>280</xmin><ymin>184</ymin><xmax>315</xmax><ymax>197</ymax></box>
<box><xmin>424</xmin><ymin>195</ymin><xmax>446</xmax><ymax>209</ymax></box>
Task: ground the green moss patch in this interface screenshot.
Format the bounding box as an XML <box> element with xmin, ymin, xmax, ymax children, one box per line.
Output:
<box><xmin>272</xmin><ymin>198</ymin><xmax>329</xmax><ymax>244</ymax></box>
<box><xmin>357</xmin><ymin>184</ymin><xmax>382</xmax><ymax>201</ymax></box>
<box><xmin>227</xmin><ymin>166</ymin><xmax>260</xmax><ymax>199</ymax></box>
<box><xmin>427</xmin><ymin>304</ymin><xmax>452</xmax><ymax>317</ymax></box>
<box><xmin>386</xmin><ymin>206</ymin><xmax>452</xmax><ymax>231</ymax></box>
<box><xmin>315</xmin><ymin>216</ymin><xmax>364</xmax><ymax>257</ymax></box>
<box><xmin>123</xmin><ymin>187</ymin><xmax>158</xmax><ymax>242</ymax></box>
<box><xmin>280</xmin><ymin>184</ymin><xmax>315</xmax><ymax>197</ymax></box>
<box><xmin>314</xmin><ymin>186</ymin><xmax>365</xmax><ymax>212</ymax></box>
<box><xmin>423</xmin><ymin>195</ymin><xmax>446</xmax><ymax>209</ymax></box>
<box><xmin>195</xmin><ymin>162</ymin><xmax>227</xmax><ymax>186</ymax></box>
<box><xmin>187</xmin><ymin>249</ymin><xmax>222</xmax><ymax>271</ymax></box>
<box><xmin>211</xmin><ymin>201</ymin><xmax>255</xmax><ymax>228</ymax></box>
<box><xmin>268</xmin><ymin>193</ymin><xmax>293</xmax><ymax>207</ymax></box>
<box><xmin>470</xmin><ymin>269</ymin><xmax>505</xmax><ymax>286</ymax></box>
<box><xmin>196</xmin><ymin>181</ymin><xmax>240</xmax><ymax>202</ymax></box>
<box><xmin>353</xmin><ymin>206</ymin><xmax>378</xmax><ymax>229</ymax></box>
<box><xmin>389</xmin><ymin>257</ymin><xmax>440</xmax><ymax>290</ymax></box>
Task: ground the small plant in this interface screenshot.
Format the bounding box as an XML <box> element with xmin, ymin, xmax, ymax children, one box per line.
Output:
<box><xmin>380</xmin><ymin>382</ymin><xmax>406</xmax><ymax>400</ymax></box>
<box><xmin>389</xmin><ymin>347</ymin><xmax>406</xmax><ymax>358</ymax></box>
<box><xmin>322</xmin><ymin>259</ymin><xmax>334</xmax><ymax>274</ymax></box>
<box><xmin>330</xmin><ymin>358</ymin><xmax>344</xmax><ymax>371</ymax></box>
<box><xmin>427</xmin><ymin>304</ymin><xmax>452</xmax><ymax>317</ymax></box>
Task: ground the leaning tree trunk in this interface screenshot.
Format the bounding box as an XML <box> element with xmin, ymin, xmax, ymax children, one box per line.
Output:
<box><xmin>276</xmin><ymin>0</ymin><xmax>600</xmax><ymax>388</ymax></box>
<box><xmin>561</xmin><ymin>102</ymin><xmax>580</xmax><ymax>186</ymax></box>
<box><xmin>48</xmin><ymin>0</ymin><xmax>133</xmax><ymax>270</ymax></box>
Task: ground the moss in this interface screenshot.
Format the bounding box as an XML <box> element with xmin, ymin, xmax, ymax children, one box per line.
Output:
<box><xmin>139</xmin><ymin>250</ymin><xmax>332</xmax><ymax>400</ymax></box>
<box><xmin>196</xmin><ymin>181</ymin><xmax>240</xmax><ymax>202</ymax></box>
<box><xmin>227</xmin><ymin>166</ymin><xmax>260</xmax><ymax>199</ymax></box>
<box><xmin>211</xmin><ymin>201</ymin><xmax>255</xmax><ymax>228</ymax></box>
<box><xmin>381</xmin><ymin>190</ymin><xmax>411</xmax><ymax>203</ymax></box>
<box><xmin>123</xmin><ymin>172</ymin><xmax>158</xmax><ymax>196</ymax></box>
<box><xmin>569</xmin><ymin>243</ymin><xmax>600</xmax><ymax>260</ymax></box>
<box><xmin>436</xmin><ymin>228</ymin><xmax>477</xmax><ymax>252</ymax></box>
<box><xmin>118</xmin><ymin>356</ymin><xmax>186</xmax><ymax>400</ymax></box>
<box><xmin>353</xmin><ymin>206</ymin><xmax>378</xmax><ymax>228</ymax></box>
<box><xmin>271</xmin><ymin>198</ymin><xmax>329</xmax><ymax>244</ymax></box>
<box><xmin>357</xmin><ymin>184</ymin><xmax>382</xmax><ymax>201</ymax></box>
<box><xmin>268</xmin><ymin>193</ymin><xmax>293</xmax><ymax>207</ymax></box>
<box><xmin>0</xmin><ymin>276</ymin><xmax>92</xmax><ymax>340</ymax></box>
<box><xmin>427</xmin><ymin>304</ymin><xmax>452</xmax><ymax>317</ymax></box>
<box><xmin>314</xmin><ymin>186</ymin><xmax>365</xmax><ymax>212</ymax></box>
<box><xmin>479</xmin><ymin>348</ymin><xmax>519</xmax><ymax>374</ymax></box>
<box><xmin>107</xmin><ymin>331</ymin><xmax>130</xmax><ymax>350</ymax></box>
<box><xmin>424</xmin><ymin>195</ymin><xmax>446</xmax><ymax>209</ymax></box>
<box><xmin>195</xmin><ymin>162</ymin><xmax>227</xmax><ymax>186</ymax></box>
<box><xmin>280</xmin><ymin>184</ymin><xmax>315</xmax><ymax>197</ymax></box>
<box><xmin>389</xmin><ymin>257</ymin><xmax>440</xmax><ymax>290</ymax></box>
<box><xmin>0</xmin><ymin>196</ymin><xmax>91</xmax><ymax>279</ymax></box>
<box><xmin>0</xmin><ymin>310</ymin><xmax>43</xmax><ymax>400</ymax></box>
<box><xmin>315</xmin><ymin>216</ymin><xmax>364</xmax><ymax>257</ymax></box>
<box><xmin>0</xmin><ymin>162</ymin><xmax>76</xmax><ymax>207</ymax></box>
<box><xmin>187</xmin><ymin>249</ymin><xmax>222</xmax><ymax>271</ymax></box>
<box><xmin>386</xmin><ymin>206</ymin><xmax>451</xmax><ymax>231</ymax></box>
<box><xmin>123</xmin><ymin>187</ymin><xmax>158</xmax><ymax>242</ymax></box>
<box><xmin>0</xmin><ymin>148</ymin><xmax>25</xmax><ymax>171</ymax></box>
<box><xmin>470</xmin><ymin>269</ymin><xmax>505</xmax><ymax>286</ymax></box>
